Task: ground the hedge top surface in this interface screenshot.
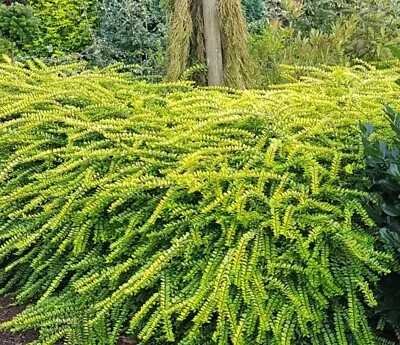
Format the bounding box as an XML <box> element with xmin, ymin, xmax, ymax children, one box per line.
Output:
<box><xmin>1</xmin><ymin>59</ymin><xmax>400</xmax><ymax>344</ymax></box>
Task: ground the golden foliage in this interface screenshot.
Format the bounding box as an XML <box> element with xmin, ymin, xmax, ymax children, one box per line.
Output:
<box><xmin>0</xmin><ymin>60</ymin><xmax>400</xmax><ymax>344</ymax></box>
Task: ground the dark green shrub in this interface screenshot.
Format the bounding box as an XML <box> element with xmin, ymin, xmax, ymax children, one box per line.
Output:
<box><xmin>293</xmin><ymin>0</ymin><xmax>350</xmax><ymax>33</ymax></box>
<box><xmin>242</xmin><ymin>0</ymin><xmax>265</xmax><ymax>23</ymax></box>
<box><xmin>360</xmin><ymin>106</ymin><xmax>400</xmax><ymax>341</ymax></box>
<box><xmin>264</xmin><ymin>0</ymin><xmax>350</xmax><ymax>32</ymax></box>
<box><xmin>89</xmin><ymin>0</ymin><xmax>166</xmax><ymax>70</ymax></box>
<box><xmin>0</xmin><ymin>2</ymin><xmax>38</xmax><ymax>60</ymax></box>
<box><xmin>1</xmin><ymin>0</ymin><xmax>27</xmax><ymax>4</ymax></box>
<box><xmin>360</xmin><ymin>106</ymin><xmax>400</xmax><ymax>257</ymax></box>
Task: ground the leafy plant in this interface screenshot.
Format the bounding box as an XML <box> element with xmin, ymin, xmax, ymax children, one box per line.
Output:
<box><xmin>259</xmin><ymin>0</ymin><xmax>400</xmax><ymax>79</ymax></box>
<box><xmin>248</xmin><ymin>19</ymin><xmax>355</xmax><ymax>87</ymax></box>
<box><xmin>264</xmin><ymin>0</ymin><xmax>303</xmax><ymax>27</ymax></box>
<box><xmin>281</xmin><ymin>22</ymin><xmax>353</xmax><ymax>66</ymax></box>
<box><xmin>341</xmin><ymin>0</ymin><xmax>400</xmax><ymax>60</ymax></box>
<box><xmin>25</xmin><ymin>0</ymin><xmax>98</xmax><ymax>57</ymax></box>
<box><xmin>360</xmin><ymin>106</ymin><xmax>400</xmax><ymax>340</ymax></box>
<box><xmin>293</xmin><ymin>0</ymin><xmax>350</xmax><ymax>33</ymax></box>
<box><xmin>0</xmin><ymin>2</ymin><xmax>38</xmax><ymax>60</ymax></box>
<box><xmin>248</xmin><ymin>21</ymin><xmax>290</xmax><ymax>86</ymax></box>
<box><xmin>264</xmin><ymin>0</ymin><xmax>350</xmax><ymax>33</ymax></box>
<box><xmin>242</xmin><ymin>0</ymin><xmax>265</xmax><ymax>23</ymax></box>
<box><xmin>1</xmin><ymin>61</ymin><xmax>400</xmax><ymax>344</ymax></box>
<box><xmin>360</xmin><ymin>106</ymin><xmax>400</xmax><ymax>256</ymax></box>
<box><xmin>90</xmin><ymin>0</ymin><xmax>166</xmax><ymax>71</ymax></box>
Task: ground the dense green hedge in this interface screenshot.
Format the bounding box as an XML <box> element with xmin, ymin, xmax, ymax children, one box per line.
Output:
<box><xmin>1</xmin><ymin>60</ymin><xmax>400</xmax><ymax>344</ymax></box>
<box><xmin>27</xmin><ymin>0</ymin><xmax>97</xmax><ymax>56</ymax></box>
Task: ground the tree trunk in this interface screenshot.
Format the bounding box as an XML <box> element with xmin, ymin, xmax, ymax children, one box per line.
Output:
<box><xmin>202</xmin><ymin>0</ymin><xmax>223</xmax><ymax>86</ymax></box>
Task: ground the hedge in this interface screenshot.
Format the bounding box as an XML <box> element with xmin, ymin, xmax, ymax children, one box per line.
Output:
<box><xmin>25</xmin><ymin>0</ymin><xmax>97</xmax><ymax>56</ymax></box>
<box><xmin>0</xmin><ymin>59</ymin><xmax>400</xmax><ymax>344</ymax></box>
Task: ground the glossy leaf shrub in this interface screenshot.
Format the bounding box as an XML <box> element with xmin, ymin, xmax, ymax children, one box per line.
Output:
<box><xmin>90</xmin><ymin>0</ymin><xmax>166</xmax><ymax>69</ymax></box>
<box><xmin>360</xmin><ymin>106</ymin><xmax>400</xmax><ymax>340</ymax></box>
<box><xmin>360</xmin><ymin>106</ymin><xmax>400</xmax><ymax>256</ymax></box>
<box><xmin>1</xmin><ymin>60</ymin><xmax>400</xmax><ymax>344</ymax></box>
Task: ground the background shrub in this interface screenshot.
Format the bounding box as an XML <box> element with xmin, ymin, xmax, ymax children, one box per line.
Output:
<box><xmin>248</xmin><ymin>21</ymin><xmax>290</xmax><ymax>85</ymax></box>
<box><xmin>0</xmin><ymin>61</ymin><xmax>400</xmax><ymax>344</ymax></box>
<box><xmin>264</xmin><ymin>0</ymin><xmax>349</xmax><ymax>32</ymax></box>
<box><xmin>24</xmin><ymin>0</ymin><xmax>97</xmax><ymax>57</ymax></box>
<box><xmin>250</xmin><ymin>0</ymin><xmax>400</xmax><ymax>87</ymax></box>
<box><xmin>89</xmin><ymin>0</ymin><xmax>166</xmax><ymax>70</ymax></box>
<box><xmin>242</xmin><ymin>0</ymin><xmax>265</xmax><ymax>23</ymax></box>
<box><xmin>292</xmin><ymin>0</ymin><xmax>350</xmax><ymax>33</ymax></box>
<box><xmin>89</xmin><ymin>0</ymin><xmax>266</xmax><ymax>73</ymax></box>
<box><xmin>337</xmin><ymin>0</ymin><xmax>400</xmax><ymax>60</ymax></box>
<box><xmin>0</xmin><ymin>2</ymin><xmax>38</xmax><ymax>60</ymax></box>
<box><xmin>248</xmin><ymin>20</ymin><xmax>353</xmax><ymax>87</ymax></box>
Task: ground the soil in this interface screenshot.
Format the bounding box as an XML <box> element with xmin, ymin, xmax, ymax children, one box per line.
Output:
<box><xmin>0</xmin><ymin>296</ymin><xmax>137</xmax><ymax>345</ymax></box>
<box><xmin>0</xmin><ymin>295</ymin><xmax>39</xmax><ymax>345</ymax></box>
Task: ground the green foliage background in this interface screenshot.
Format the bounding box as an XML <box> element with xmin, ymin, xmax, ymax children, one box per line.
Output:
<box><xmin>3</xmin><ymin>0</ymin><xmax>400</xmax><ymax>87</ymax></box>
<box><xmin>24</xmin><ymin>0</ymin><xmax>97</xmax><ymax>57</ymax></box>
<box><xmin>242</xmin><ymin>0</ymin><xmax>265</xmax><ymax>23</ymax></box>
<box><xmin>250</xmin><ymin>0</ymin><xmax>400</xmax><ymax>87</ymax></box>
<box><xmin>0</xmin><ymin>2</ymin><xmax>38</xmax><ymax>59</ymax></box>
<box><xmin>292</xmin><ymin>0</ymin><xmax>350</xmax><ymax>33</ymax></box>
<box><xmin>90</xmin><ymin>0</ymin><xmax>166</xmax><ymax>70</ymax></box>
<box><xmin>0</xmin><ymin>60</ymin><xmax>400</xmax><ymax>344</ymax></box>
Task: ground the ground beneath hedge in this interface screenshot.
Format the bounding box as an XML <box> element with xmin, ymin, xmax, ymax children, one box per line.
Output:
<box><xmin>0</xmin><ymin>296</ymin><xmax>137</xmax><ymax>344</ymax></box>
<box><xmin>0</xmin><ymin>296</ymin><xmax>39</xmax><ymax>345</ymax></box>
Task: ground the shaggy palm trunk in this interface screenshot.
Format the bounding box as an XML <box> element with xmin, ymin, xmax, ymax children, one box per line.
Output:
<box><xmin>202</xmin><ymin>0</ymin><xmax>223</xmax><ymax>86</ymax></box>
<box><xmin>166</xmin><ymin>0</ymin><xmax>250</xmax><ymax>88</ymax></box>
